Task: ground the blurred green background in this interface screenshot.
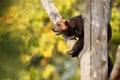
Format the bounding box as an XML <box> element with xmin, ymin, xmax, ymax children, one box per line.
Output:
<box><xmin>0</xmin><ymin>0</ymin><xmax>119</xmax><ymax>80</ymax></box>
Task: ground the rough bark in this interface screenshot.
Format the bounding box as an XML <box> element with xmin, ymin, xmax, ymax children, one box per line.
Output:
<box><xmin>80</xmin><ymin>0</ymin><xmax>109</xmax><ymax>79</ymax></box>
<box><xmin>80</xmin><ymin>0</ymin><xmax>91</xmax><ymax>79</ymax></box>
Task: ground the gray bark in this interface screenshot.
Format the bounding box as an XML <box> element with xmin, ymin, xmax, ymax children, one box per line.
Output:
<box><xmin>80</xmin><ymin>0</ymin><xmax>109</xmax><ymax>79</ymax></box>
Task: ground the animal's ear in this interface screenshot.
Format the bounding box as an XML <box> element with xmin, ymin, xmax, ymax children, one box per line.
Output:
<box><xmin>63</xmin><ymin>20</ymin><xmax>69</xmax><ymax>26</ymax></box>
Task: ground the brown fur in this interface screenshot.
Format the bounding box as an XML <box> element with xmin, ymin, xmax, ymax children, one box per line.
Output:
<box><xmin>52</xmin><ymin>15</ymin><xmax>112</xmax><ymax>57</ymax></box>
<box><xmin>52</xmin><ymin>15</ymin><xmax>112</xmax><ymax>77</ymax></box>
<box><xmin>52</xmin><ymin>15</ymin><xmax>84</xmax><ymax>57</ymax></box>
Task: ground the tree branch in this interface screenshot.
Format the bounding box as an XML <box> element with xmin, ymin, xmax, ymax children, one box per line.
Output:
<box><xmin>109</xmin><ymin>45</ymin><xmax>120</xmax><ymax>80</ymax></box>
<box><xmin>40</xmin><ymin>0</ymin><xmax>77</xmax><ymax>49</ymax></box>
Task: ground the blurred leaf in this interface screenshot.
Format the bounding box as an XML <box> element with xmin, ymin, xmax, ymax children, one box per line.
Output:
<box><xmin>42</xmin><ymin>64</ymin><xmax>55</xmax><ymax>79</ymax></box>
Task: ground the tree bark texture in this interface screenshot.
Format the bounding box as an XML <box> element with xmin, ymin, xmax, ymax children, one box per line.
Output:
<box><xmin>80</xmin><ymin>0</ymin><xmax>109</xmax><ymax>79</ymax></box>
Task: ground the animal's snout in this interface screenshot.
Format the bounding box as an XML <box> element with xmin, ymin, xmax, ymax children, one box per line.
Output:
<box><xmin>51</xmin><ymin>27</ymin><xmax>55</xmax><ymax>31</ymax></box>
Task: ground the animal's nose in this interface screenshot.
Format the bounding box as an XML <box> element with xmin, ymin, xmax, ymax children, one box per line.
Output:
<box><xmin>51</xmin><ymin>27</ymin><xmax>54</xmax><ymax>31</ymax></box>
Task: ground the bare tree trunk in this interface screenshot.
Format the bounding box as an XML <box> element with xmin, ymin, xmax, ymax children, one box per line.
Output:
<box><xmin>80</xmin><ymin>0</ymin><xmax>109</xmax><ymax>79</ymax></box>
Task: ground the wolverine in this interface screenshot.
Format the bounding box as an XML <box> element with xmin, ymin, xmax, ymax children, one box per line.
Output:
<box><xmin>52</xmin><ymin>15</ymin><xmax>111</xmax><ymax>57</ymax></box>
<box><xmin>52</xmin><ymin>15</ymin><xmax>84</xmax><ymax>57</ymax></box>
<box><xmin>52</xmin><ymin>15</ymin><xmax>112</xmax><ymax>76</ymax></box>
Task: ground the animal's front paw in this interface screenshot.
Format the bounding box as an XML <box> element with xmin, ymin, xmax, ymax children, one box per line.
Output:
<box><xmin>66</xmin><ymin>50</ymin><xmax>74</xmax><ymax>55</ymax></box>
<box><xmin>66</xmin><ymin>50</ymin><xmax>76</xmax><ymax>57</ymax></box>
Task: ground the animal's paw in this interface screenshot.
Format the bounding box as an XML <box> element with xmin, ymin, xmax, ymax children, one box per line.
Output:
<box><xmin>66</xmin><ymin>50</ymin><xmax>76</xmax><ymax>57</ymax></box>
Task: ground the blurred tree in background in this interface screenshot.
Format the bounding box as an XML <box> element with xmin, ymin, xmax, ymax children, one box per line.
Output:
<box><xmin>0</xmin><ymin>0</ymin><xmax>119</xmax><ymax>80</ymax></box>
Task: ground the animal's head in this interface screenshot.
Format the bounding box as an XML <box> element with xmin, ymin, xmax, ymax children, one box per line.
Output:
<box><xmin>52</xmin><ymin>20</ymin><xmax>69</xmax><ymax>35</ymax></box>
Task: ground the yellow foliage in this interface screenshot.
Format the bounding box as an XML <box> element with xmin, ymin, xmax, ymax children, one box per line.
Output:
<box><xmin>31</xmin><ymin>47</ymin><xmax>41</xmax><ymax>54</ymax></box>
<box><xmin>58</xmin><ymin>40</ymin><xmax>69</xmax><ymax>54</ymax></box>
<box><xmin>42</xmin><ymin>64</ymin><xmax>55</xmax><ymax>79</ymax></box>
<box><xmin>20</xmin><ymin>54</ymin><xmax>31</xmax><ymax>63</ymax></box>
<box><xmin>111</xmin><ymin>7</ymin><xmax>120</xmax><ymax>31</ymax></box>
<box><xmin>55</xmin><ymin>0</ymin><xmax>76</xmax><ymax>11</ymax></box>
<box><xmin>9</xmin><ymin>6</ymin><xmax>19</xmax><ymax>14</ymax></box>
<box><xmin>19</xmin><ymin>70</ymin><xmax>30</xmax><ymax>80</ymax></box>
<box><xmin>38</xmin><ymin>32</ymin><xmax>55</xmax><ymax>57</ymax></box>
<box><xmin>43</xmin><ymin>45</ymin><xmax>54</xmax><ymax>57</ymax></box>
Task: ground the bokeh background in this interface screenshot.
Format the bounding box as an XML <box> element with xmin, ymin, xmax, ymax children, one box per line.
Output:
<box><xmin>0</xmin><ymin>0</ymin><xmax>119</xmax><ymax>80</ymax></box>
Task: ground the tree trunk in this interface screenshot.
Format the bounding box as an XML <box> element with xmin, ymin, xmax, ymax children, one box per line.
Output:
<box><xmin>80</xmin><ymin>0</ymin><xmax>109</xmax><ymax>79</ymax></box>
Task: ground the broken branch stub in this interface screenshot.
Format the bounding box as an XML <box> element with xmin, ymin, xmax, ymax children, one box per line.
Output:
<box><xmin>40</xmin><ymin>0</ymin><xmax>77</xmax><ymax>49</ymax></box>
